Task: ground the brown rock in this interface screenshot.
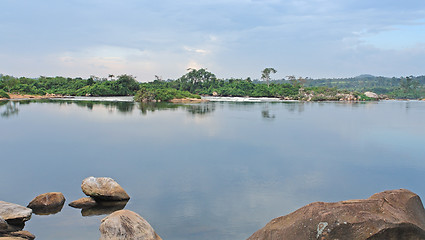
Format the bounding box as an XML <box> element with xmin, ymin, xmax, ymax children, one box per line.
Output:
<box><xmin>81</xmin><ymin>200</ymin><xmax>128</xmax><ymax>217</ymax></box>
<box><xmin>0</xmin><ymin>202</ymin><xmax>32</xmax><ymax>226</ymax></box>
<box><xmin>99</xmin><ymin>210</ymin><xmax>161</xmax><ymax>240</ymax></box>
<box><xmin>81</xmin><ymin>177</ymin><xmax>130</xmax><ymax>201</ymax></box>
<box><xmin>27</xmin><ymin>192</ymin><xmax>65</xmax><ymax>215</ymax></box>
<box><xmin>0</xmin><ymin>231</ymin><xmax>35</xmax><ymax>240</ymax></box>
<box><xmin>247</xmin><ymin>189</ymin><xmax>425</xmax><ymax>240</ymax></box>
<box><xmin>69</xmin><ymin>197</ymin><xmax>97</xmax><ymax>209</ymax></box>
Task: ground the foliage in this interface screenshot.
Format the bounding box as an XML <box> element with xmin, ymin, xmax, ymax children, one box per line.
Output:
<box><xmin>261</xmin><ymin>68</ymin><xmax>277</xmax><ymax>87</ymax></box>
<box><xmin>0</xmin><ymin>89</ymin><xmax>10</xmax><ymax>98</ymax></box>
<box><xmin>134</xmin><ymin>87</ymin><xmax>200</xmax><ymax>102</ymax></box>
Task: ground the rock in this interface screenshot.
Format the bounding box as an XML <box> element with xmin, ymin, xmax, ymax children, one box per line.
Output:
<box><xmin>27</xmin><ymin>192</ymin><xmax>65</xmax><ymax>215</ymax></box>
<box><xmin>0</xmin><ymin>217</ymin><xmax>8</xmax><ymax>231</ymax></box>
<box><xmin>69</xmin><ymin>197</ymin><xmax>97</xmax><ymax>208</ymax></box>
<box><xmin>81</xmin><ymin>177</ymin><xmax>130</xmax><ymax>201</ymax></box>
<box><xmin>81</xmin><ymin>200</ymin><xmax>128</xmax><ymax>217</ymax></box>
<box><xmin>247</xmin><ymin>189</ymin><xmax>425</xmax><ymax>240</ymax></box>
<box><xmin>364</xmin><ymin>91</ymin><xmax>379</xmax><ymax>98</ymax></box>
<box><xmin>99</xmin><ymin>210</ymin><xmax>161</xmax><ymax>240</ymax></box>
<box><xmin>0</xmin><ymin>202</ymin><xmax>32</xmax><ymax>226</ymax></box>
<box><xmin>0</xmin><ymin>231</ymin><xmax>35</xmax><ymax>240</ymax></box>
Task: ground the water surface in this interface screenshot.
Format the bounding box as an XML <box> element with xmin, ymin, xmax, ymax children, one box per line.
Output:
<box><xmin>1</xmin><ymin>99</ymin><xmax>424</xmax><ymax>239</ymax></box>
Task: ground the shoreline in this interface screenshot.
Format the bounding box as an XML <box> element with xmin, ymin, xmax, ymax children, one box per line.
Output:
<box><xmin>0</xmin><ymin>93</ymin><xmax>66</xmax><ymax>101</ymax></box>
<box><xmin>2</xmin><ymin>93</ymin><xmax>425</xmax><ymax>102</ymax></box>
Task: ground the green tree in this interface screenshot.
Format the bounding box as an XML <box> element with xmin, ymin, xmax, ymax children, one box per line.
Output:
<box><xmin>261</xmin><ymin>68</ymin><xmax>277</xmax><ymax>87</ymax></box>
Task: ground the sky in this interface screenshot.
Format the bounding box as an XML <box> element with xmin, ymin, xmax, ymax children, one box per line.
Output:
<box><xmin>1</xmin><ymin>0</ymin><xmax>425</xmax><ymax>81</ymax></box>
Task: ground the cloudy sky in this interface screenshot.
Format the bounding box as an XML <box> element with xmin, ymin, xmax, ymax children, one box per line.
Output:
<box><xmin>1</xmin><ymin>0</ymin><xmax>425</xmax><ymax>81</ymax></box>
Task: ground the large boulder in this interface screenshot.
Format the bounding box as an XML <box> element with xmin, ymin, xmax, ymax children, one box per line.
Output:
<box><xmin>27</xmin><ymin>192</ymin><xmax>65</xmax><ymax>215</ymax></box>
<box><xmin>99</xmin><ymin>210</ymin><xmax>161</xmax><ymax>240</ymax></box>
<box><xmin>248</xmin><ymin>189</ymin><xmax>425</xmax><ymax>240</ymax></box>
<box><xmin>82</xmin><ymin>177</ymin><xmax>130</xmax><ymax>201</ymax></box>
<box><xmin>0</xmin><ymin>202</ymin><xmax>32</xmax><ymax>226</ymax></box>
<box><xmin>364</xmin><ymin>91</ymin><xmax>379</xmax><ymax>98</ymax></box>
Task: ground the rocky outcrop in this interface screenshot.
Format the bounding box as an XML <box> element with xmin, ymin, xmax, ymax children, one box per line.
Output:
<box><xmin>27</xmin><ymin>192</ymin><xmax>65</xmax><ymax>215</ymax></box>
<box><xmin>0</xmin><ymin>230</ymin><xmax>35</xmax><ymax>240</ymax></box>
<box><xmin>248</xmin><ymin>189</ymin><xmax>425</xmax><ymax>240</ymax></box>
<box><xmin>81</xmin><ymin>177</ymin><xmax>130</xmax><ymax>201</ymax></box>
<box><xmin>99</xmin><ymin>210</ymin><xmax>161</xmax><ymax>240</ymax></box>
<box><xmin>69</xmin><ymin>197</ymin><xmax>97</xmax><ymax>209</ymax></box>
<box><xmin>0</xmin><ymin>202</ymin><xmax>32</xmax><ymax>226</ymax></box>
<box><xmin>364</xmin><ymin>91</ymin><xmax>379</xmax><ymax>98</ymax></box>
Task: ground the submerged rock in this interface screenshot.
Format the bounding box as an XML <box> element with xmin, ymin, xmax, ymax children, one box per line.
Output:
<box><xmin>27</xmin><ymin>192</ymin><xmax>65</xmax><ymax>215</ymax></box>
<box><xmin>99</xmin><ymin>210</ymin><xmax>161</xmax><ymax>240</ymax></box>
<box><xmin>69</xmin><ymin>197</ymin><xmax>97</xmax><ymax>209</ymax></box>
<box><xmin>247</xmin><ymin>189</ymin><xmax>425</xmax><ymax>240</ymax></box>
<box><xmin>81</xmin><ymin>177</ymin><xmax>130</xmax><ymax>201</ymax></box>
<box><xmin>0</xmin><ymin>201</ymin><xmax>32</xmax><ymax>226</ymax></box>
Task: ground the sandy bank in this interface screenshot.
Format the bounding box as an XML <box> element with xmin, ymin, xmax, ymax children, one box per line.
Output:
<box><xmin>0</xmin><ymin>93</ymin><xmax>65</xmax><ymax>101</ymax></box>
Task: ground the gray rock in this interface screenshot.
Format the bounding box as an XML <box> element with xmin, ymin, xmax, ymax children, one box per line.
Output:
<box><xmin>27</xmin><ymin>192</ymin><xmax>65</xmax><ymax>215</ymax></box>
<box><xmin>99</xmin><ymin>210</ymin><xmax>161</xmax><ymax>240</ymax></box>
<box><xmin>0</xmin><ymin>216</ymin><xmax>8</xmax><ymax>231</ymax></box>
<box><xmin>82</xmin><ymin>177</ymin><xmax>130</xmax><ymax>201</ymax></box>
<box><xmin>0</xmin><ymin>202</ymin><xmax>32</xmax><ymax>225</ymax></box>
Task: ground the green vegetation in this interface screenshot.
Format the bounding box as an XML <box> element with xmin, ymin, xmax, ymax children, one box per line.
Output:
<box><xmin>134</xmin><ymin>87</ymin><xmax>200</xmax><ymax>102</ymax></box>
<box><xmin>0</xmin><ymin>74</ymin><xmax>139</xmax><ymax>96</ymax></box>
<box><xmin>299</xmin><ymin>75</ymin><xmax>425</xmax><ymax>99</ymax></box>
<box><xmin>0</xmin><ymin>89</ymin><xmax>10</xmax><ymax>99</ymax></box>
<box><xmin>1</xmin><ymin>70</ymin><xmax>424</xmax><ymax>101</ymax></box>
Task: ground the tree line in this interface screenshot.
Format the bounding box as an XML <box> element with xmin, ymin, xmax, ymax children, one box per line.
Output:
<box><xmin>1</xmin><ymin>69</ymin><xmax>424</xmax><ymax>101</ymax></box>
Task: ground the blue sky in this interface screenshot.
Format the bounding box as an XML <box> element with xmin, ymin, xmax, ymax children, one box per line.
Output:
<box><xmin>1</xmin><ymin>0</ymin><xmax>425</xmax><ymax>81</ymax></box>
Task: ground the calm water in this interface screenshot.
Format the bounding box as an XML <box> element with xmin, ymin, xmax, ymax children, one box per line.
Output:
<box><xmin>1</xmin><ymin>99</ymin><xmax>425</xmax><ymax>239</ymax></box>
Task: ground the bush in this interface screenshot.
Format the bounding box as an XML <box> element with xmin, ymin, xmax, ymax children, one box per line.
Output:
<box><xmin>0</xmin><ymin>89</ymin><xmax>10</xmax><ymax>99</ymax></box>
<box><xmin>134</xmin><ymin>88</ymin><xmax>200</xmax><ymax>102</ymax></box>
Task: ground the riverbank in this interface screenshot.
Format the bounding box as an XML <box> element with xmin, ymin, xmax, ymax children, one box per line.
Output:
<box><xmin>0</xmin><ymin>93</ymin><xmax>65</xmax><ymax>101</ymax></box>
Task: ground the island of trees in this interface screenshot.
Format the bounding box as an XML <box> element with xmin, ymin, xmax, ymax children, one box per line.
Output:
<box><xmin>1</xmin><ymin>69</ymin><xmax>424</xmax><ymax>102</ymax></box>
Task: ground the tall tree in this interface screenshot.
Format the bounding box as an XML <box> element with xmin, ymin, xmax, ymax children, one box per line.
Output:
<box><xmin>261</xmin><ymin>68</ymin><xmax>277</xmax><ymax>87</ymax></box>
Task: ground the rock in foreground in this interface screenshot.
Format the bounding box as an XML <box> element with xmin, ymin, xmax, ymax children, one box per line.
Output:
<box><xmin>0</xmin><ymin>202</ymin><xmax>32</xmax><ymax>226</ymax></box>
<box><xmin>248</xmin><ymin>189</ymin><xmax>425</xmax><ymax>240</ymax></box>
<box><xmin>82</xmin><ymin>177</ymin><xmax>130</xmax><ymax>201</ymax></box>
<box><xmin>27</xmin><ymin>192</ymin><xmax>65</xmax><ymax>215</ymax></box>
<box><xmin>99</xmin><ymin>210</ymin><xmax>161</xmax><ymax>240</ymax></box>
<box><xmin>0</xmin><ymin>230</ymin><xmax>35</xmax><ymax>240</ymax></box>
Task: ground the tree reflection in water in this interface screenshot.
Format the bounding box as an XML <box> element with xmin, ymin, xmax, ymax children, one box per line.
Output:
<box><xmin>0</xmin><ymin>101</ymin><xmax>19</xmax><ymax>118</ymax></box>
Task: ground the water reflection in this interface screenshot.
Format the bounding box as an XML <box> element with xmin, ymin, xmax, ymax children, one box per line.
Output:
<box><xmin>80</xmin><ymin>200</ymin><xmax>128</xmax><ymax>217</ymax></box>
<box><xmin>1</xmin><ymin>101</ymin><xmax>19</xmax><ymax>118</ymax></box>
<box><xmin>284</xmin><ymin>102</ymin><xmax>304</xmax><ymax>113</ymax></box>
<box><xmin>186</xmin><ymin>103</ymin><xmax>215</xmax><ymax>116</ymax></box>
<box><xmin>31</xmin><ymin>204</ymin><xmax>65</xmax><ymax>216</ymax></box>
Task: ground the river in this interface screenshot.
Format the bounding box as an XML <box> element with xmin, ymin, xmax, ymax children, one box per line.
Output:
<box><xmin>1</xmin><ymin>98</ymin><xmax>424</xmax><ymax>239</ymax></box>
